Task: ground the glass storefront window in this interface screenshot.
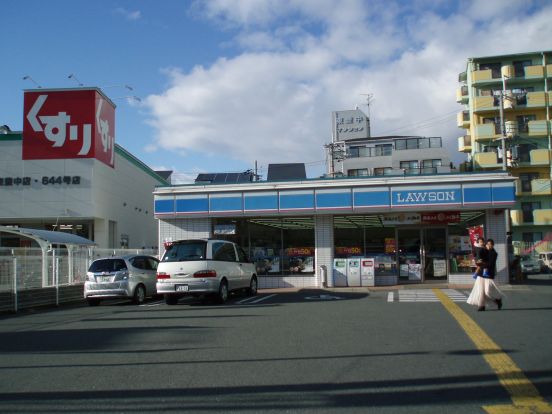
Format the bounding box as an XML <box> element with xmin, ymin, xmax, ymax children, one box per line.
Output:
<box><xmin>212</xmin><ymin>217</ymin><xmax>315</xmax><ymax>276</ymax></box>
<box><xmin>448</xmin><ymin>216</ymin><xmax>485</xmax><ymax>274</ymax></box>
<box><xmin>334</xmin><ymin>217</ymin><xmax>396</xmax><ymax>278</ymax></box>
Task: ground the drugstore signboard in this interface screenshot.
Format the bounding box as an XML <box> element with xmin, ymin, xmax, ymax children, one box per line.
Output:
<box><xmin>23</xmin><ymin>89</ymin><xmax>115</xmax><ymax>167</ymax></box>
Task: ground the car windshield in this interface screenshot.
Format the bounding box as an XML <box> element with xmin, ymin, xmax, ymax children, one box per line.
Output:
<box><xmin>521</xmin><ymin>256</ymin><xmax>534</xmax><ymax>262</ymax></box>
<box><xmin>89</xmin><ymin>259</ymin><xmax>127</xmax><ymax>272</ymax></box>
<box><xmin>162</xmin><ymin>241</ymin><xmax>207</xmax><ymax>262</ymax></box>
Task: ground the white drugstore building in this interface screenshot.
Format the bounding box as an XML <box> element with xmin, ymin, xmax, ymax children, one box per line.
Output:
<box><xmin>0</xmin><ymin>88</ymin><xmax>168</xmax><ymax>249</ymax></box>
<box><xmin>154</xmin><ymin>172</ymin><xmax>516</xmax><ymax>288</ymax></box>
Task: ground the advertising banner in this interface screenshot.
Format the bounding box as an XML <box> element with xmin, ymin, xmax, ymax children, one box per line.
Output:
<box><xmin>381</xmin><ymin>213</ymin><xmax>420</xmax><ymax>225</ymax></box>
<box><xmin>335</xmin><ymin>246</ymin><xmax>362</xmax><ymax>255</ymax></box>
<box><xmin>468</xmin><ymin>225</ymin><xmax>484</xmax><ymax>248</ymax></box>
<box><xmin>421</xmin><ymin>211</ymin><xmax>460</xmax><ymax>224</ymax></box>
<box><xmin>23</xmin><ymin>89</ymin><xmax>115</xmax><ymax>168</ymax></box>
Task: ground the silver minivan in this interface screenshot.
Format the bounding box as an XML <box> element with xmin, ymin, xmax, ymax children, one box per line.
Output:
<box><xmin>156</xmin><ymin>239</ymin><xmax>257</xmax><ymax>305</ymax></box>
<box><xmin>84</xmin><ymin>255</ymin><xmax>159</xmax><ymax>306</ymax></box>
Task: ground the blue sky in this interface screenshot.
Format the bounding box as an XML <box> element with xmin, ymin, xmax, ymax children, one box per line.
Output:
<box><xmin>2</xmin><ymin>0</ymin><xmax>551</xmax><ymax>182</ymax></box>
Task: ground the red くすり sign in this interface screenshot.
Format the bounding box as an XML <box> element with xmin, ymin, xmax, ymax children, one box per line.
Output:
<box><xmin>23</xmin><ymin>89</ymin><xmax>115</xmax><ymax>167</ymax></box>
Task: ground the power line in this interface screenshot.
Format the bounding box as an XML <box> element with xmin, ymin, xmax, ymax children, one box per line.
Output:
<box><xmin>373</xmin><ymin>110</ymin><xmax>458</xmax><ymax>136</ymax></box>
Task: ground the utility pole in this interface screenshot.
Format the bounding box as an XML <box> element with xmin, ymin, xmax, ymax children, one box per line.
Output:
<box><xmin>499</xmin><ymin>90</ymin><xmax>508</xmax><ymax>171</ymax></box>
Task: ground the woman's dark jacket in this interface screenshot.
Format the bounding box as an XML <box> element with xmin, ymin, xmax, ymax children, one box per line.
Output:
<box><xmin>486</xmin><ymin>248</ymin><xmax>498</xmax><ymax>279</ymax></box>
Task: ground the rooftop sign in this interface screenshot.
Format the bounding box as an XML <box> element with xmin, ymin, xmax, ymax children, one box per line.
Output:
<box><xmin>23</xmin><ymin>89</ymin><xmax>116</xmax><ymax>168</ymax></box>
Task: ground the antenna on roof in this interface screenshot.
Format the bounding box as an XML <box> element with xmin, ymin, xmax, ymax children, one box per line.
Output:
<box><xmin>22</xmin><ymin>75</ymin><xmax>42</xmax><ymax>88</ymax></box>
<box><xmin>68</xmin><ymin>73</ymin><xmax>84</xmax><ymax>86</ymax></box>
<box><xmin>360</xmin><ymin>93</ymin><xmax>374</xmax><ymax>119</ymax></box>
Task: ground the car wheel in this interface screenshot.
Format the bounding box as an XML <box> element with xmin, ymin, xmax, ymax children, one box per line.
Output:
<box><xmin>164</xmin><ymin>294</ymin><xmax>178</xmax><ymax>305</ymax></box>
<box><xmin>216</xmin><ymin>279</ymin><xmax>229</xmax><ymax>304</ymax></box>
<box><xmin>133</xmin><ymin>284</ymin><xmax>146</xmax><ymax>305</ymax></box>
<box><xmin>87</xmin><ymin>298</ymin><xmax>101</xmax><ymax>306</ymax></box>
<box><xmin>247</xmin><ymin>276</ymin><xmax>258</xmax><ymax>296</ymax></box>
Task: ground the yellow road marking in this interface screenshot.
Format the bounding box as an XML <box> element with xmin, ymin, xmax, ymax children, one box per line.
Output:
<box><xmin>433</xmin><ymin>289</ymin><xmax>552</xmax><ymax>414</ymax></box>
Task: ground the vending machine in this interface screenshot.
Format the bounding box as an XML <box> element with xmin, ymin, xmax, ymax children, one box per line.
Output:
<box><xmin>360</xmin><ymin>258</ymin><xmax>375</xmax><ymax>287</ymax></box>
<box><xmin>347</xmin><ymin>258</ymin><xmax>361</xmax><ymax>287</ymax></box>
<box><xmin>333</xmin><ymin>258</ymin><xmax>348</xmax><ymax>287</ymax></box>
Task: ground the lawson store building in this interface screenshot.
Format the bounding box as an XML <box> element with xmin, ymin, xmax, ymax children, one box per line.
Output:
<box><xmin>154</xmin><ymin>172</ymin><xmax>516</xmax><ymax>288</ymax></box>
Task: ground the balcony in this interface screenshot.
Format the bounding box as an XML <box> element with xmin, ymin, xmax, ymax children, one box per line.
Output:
<box><xmin>531</xmin><ymin>179</ymin><xmax>552</xmax><ymax>196</ymax></box>
<box><xmin>473</xmin><ymin>152</ymin><xmax>499</xmax><ymax>168</ymax></box>
<box><xmin>528</xmin><ymin>120</ymin><xmax>549</xmax><ymax>137</ymax></box>
<box><xmin>457</xmin><ymin>110</ymin><xmax>470</xmax><ymax>128</ymax></box>
<box><xmin>530</xmin><ymin>149</ymin><xmax>551</xmax><ymax>165</ymax></box>
<box><xmin>510</xmin><ymin>209</ymin><xmax>552</xmax><ymax>226</ymax></box>
<box><xmin>474</xmin><ymin>123</ymin><xmax>500</xmax><ymax>140</ymax></box>
<box><xmin>547</xmin><ymin>64</ymin><xmax>552</xmax><ymax>77</ymax></box>
<box><xmin>456</xmin><ymin>86</ymin><xmax>469</xmax><ymax>103</ymax></box>
<box><xmin>472</xmin><ymin>69</ymin><xmax>500</xmax><ymax>84</ymax></box>
<box><xmin>525</xmin><ymin>65</ymin><xmax>544</xmax><ymax>79</ymax></box>
<box><xmin>534</xmin><ymin>209</ymin><xmax>552</xmax><ymax>225</ymax></box>
<box><xmin>458</xmin><ymin>135</ymin><xmax>472</xmax><ymax>152</ymax></box>
<box><xmin>458</xmin><ymin>71</ymin><xmax>467</xmax><ymax>83</ymax></box>
<box><xmin>526</xmin><ymin>91</ymin><xmax>547</xmax><ymax>107</ymax></box>
<box><xmin>472</xmin><ymin>96</ymin><xmax>496</xmax><ymax>112</ymax></box>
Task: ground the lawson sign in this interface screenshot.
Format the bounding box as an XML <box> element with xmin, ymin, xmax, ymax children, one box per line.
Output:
<box><xmin>391</xmin><ymin>187</ymin><xmax>462</xmax><ymax>207</ymax></box>
<box><xmin>155</xmin><ymin>182</ymin><xmax>515</xmax><ymax>216</ymax></box>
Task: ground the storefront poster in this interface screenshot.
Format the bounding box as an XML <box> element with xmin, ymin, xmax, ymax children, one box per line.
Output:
<box><xmin>213</xmin><ymin>224</ymin><xmax>236</xmax><ymax>235</ymax></box>
<box><xmin>400</xmin><ymin>264</ymin><xmax>421</xmax><ymax>280</ymax></box>
<box><xmin>384</xmin><ymin>238</ymin><xmax>396</xmax><ymax>254</ymax></box>
<box><xmin>449</xmin><ymin>236</ymin><xmax>471</xmax><ymax>253</ymax></box>
<box><xmin>433</xmin><ymin>259</ymin><xmax>447</xmax><ymax>277</ymax></box>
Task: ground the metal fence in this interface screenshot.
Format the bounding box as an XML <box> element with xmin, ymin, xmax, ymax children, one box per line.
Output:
<box><xmin>513</xmin><ymin>240</ymin><xmax>552</xmax><ymax>257</ymax></box>
<box><xmin>0</xmin><ymin>247</ymin><xmax>159</xmax><ymax>312</ymax></box>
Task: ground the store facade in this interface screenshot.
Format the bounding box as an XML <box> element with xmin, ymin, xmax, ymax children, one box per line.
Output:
<box><xmin>0</xmin><ymin>88</ymin><xmax>168</xmax><ymax>249</ymax></box>
<box><xmin>154</xmin><ymin>172</ymin><xmax>516</xmax><ymax>288</ymax></box>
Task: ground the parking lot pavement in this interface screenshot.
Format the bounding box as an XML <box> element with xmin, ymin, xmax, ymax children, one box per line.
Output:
<box><xmin>0</xmin><ymin>284</ymin><xmax>550</xmax><ymax>413</ymax></box>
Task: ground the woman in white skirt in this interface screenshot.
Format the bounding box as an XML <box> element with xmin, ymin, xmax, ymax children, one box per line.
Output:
<box><xmin>467</xmin><ymin>239</ymin><xmax>504</xmax><ymax>311</ymax></box>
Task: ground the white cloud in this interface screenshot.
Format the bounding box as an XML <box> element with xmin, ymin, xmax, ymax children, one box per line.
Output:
<box><xmin>114</xmin><ymin>7</ymin><xmax>141</xmax><ymax>21</ymax></box>
<box><xmin>146</xmin><ymin>0</ymin><xmax>552</xmax><ymax>173</ymax></box>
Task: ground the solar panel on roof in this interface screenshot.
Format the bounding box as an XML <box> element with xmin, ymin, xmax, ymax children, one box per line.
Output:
<box><xmin>195</xmin><ymin>172</ymin><xmax>253</xmax><ymax>184</ymax></box>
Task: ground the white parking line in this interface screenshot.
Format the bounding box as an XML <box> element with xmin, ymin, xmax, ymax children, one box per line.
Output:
<box><xmin>236</xmin><ymin>294</ymin><xmax>277</xmax><ymax>305</ymax></box>
<box><xmin>387</xmin><ymin>292</ymin><xmax>394</xmax><ymax>302</ymax></box>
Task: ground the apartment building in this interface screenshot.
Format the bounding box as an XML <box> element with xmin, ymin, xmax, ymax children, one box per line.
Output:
<box><xmin>327</xmin><ymin>108</ymin><xmax>452</xmax><ymax>177</ymax></box>
<box><xmin>457</xmin><ymin>51</ymin><xmax>552</xmax><ymax>245</ymax></box>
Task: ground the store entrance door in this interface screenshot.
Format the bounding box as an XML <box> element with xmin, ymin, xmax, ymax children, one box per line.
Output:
<box><xmin>423</xmin><ymin>228</ymin><xmax>448</xmax><ymax>282</ymax></box>
<box><xmin>397</xmin><ymin>227</ymin><xmax>448</xmax><ymax>283</ymax></box>
<box><xmin>397</xmin><ymin>229</ymin><xmax>422</xmax><ymax>283</ymax></box>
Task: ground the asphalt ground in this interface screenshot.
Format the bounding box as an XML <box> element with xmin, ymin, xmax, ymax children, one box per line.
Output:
<box><xmin>0</xmin><ymin>280</ymin><xmax>550</xmax><ymax>414</ymax></box>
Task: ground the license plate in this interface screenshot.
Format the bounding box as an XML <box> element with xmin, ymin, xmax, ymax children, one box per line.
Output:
<box><xmin>175</xmin><ymin>285</ymin><xmax>189</xmax><ymax>292</ymax></box>
<box><xmin>100</xmin><ymin>276</ymin><xmax>111</xmax><ymax>283</ymax></box>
